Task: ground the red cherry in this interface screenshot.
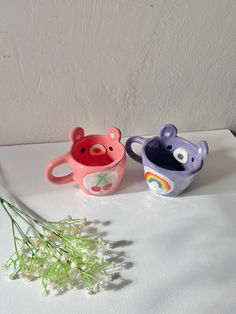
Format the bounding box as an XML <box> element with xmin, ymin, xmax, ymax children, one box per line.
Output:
<box><xmin>91</xmin><ymin>186</ymin><xmax>101</xmax><ymax>192</ymax></box>
<box><xmin>103</xmin><ymin>183</ymin><xmax>112</xmax><ymax>191</ymax></box>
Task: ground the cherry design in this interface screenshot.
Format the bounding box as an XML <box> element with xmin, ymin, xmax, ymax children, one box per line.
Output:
<box><xmin>91</xmin><ymin>183</ymin><xmax>112</xmax><ymax>192</ymax></box>
<box><xmin>83</xmin><ymin>171</ymin><xmax>118</xmax><ymax>194</ymax></box>
<box><xmin>103</xmin><ymin>183</ymin><xmax>112</xmax><ymax>191</ymax></box>
<box><xmin>90</xmin><ymin>174</ymin><xmax>113</xmax><ymax>193</ymax></box>
<box><xmin>91</xmin><ymin>186</ymin><xmax>101</xmax><ymax>192</ymax></box>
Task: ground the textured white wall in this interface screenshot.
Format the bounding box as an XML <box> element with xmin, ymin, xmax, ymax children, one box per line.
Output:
<box><xmin>0</xmin><ymin>0</ymin><xmax>235</xmax><ymax>145</ymax></box>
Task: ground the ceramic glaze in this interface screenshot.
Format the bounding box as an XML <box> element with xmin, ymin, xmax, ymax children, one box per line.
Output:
<box><xmin>45</xmin><ymin>127</ymin><xmax>126</xmax><ymax>196</ymax></box>
<box><xmin>125</xmin><ymin>124</ymin><xmax>209</xmax><ymax>197</ymax></box>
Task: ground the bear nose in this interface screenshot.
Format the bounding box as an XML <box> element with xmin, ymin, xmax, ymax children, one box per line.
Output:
<box><xmin>94</xmin><ymin>147</ymin><xmax>101</xmax><ymax>153</ymax></box>
<box><xmin>89</xmin><ymin>144</ymin><xmax>106</xmax><ymax>156</ymax></box>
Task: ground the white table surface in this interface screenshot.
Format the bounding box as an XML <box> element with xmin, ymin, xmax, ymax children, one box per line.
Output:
<box><xmin>0</xmin><ymin>129</ymin><xmax>236</xmax><ymax>314</ymax></box>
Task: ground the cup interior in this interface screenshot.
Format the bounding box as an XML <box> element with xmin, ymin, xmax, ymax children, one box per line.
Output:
<box><xmin>71</xmin><ymin>135</ymin><xmax>124</xmax><ymax>167</ymax></box>
<box><xmin>145</xmin><ymin>139</ymin><xmax>186</xmax><ymax>171</ymax></box>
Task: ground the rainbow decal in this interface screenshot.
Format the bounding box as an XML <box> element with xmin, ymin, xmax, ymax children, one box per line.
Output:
<box><xmin>144</xmin><ymin>167</ymin><xmax>174</xmax><ymax>195</ymax></box>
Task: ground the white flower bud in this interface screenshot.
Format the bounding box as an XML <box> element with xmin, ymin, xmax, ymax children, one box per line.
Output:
<box><xmin>44</xmin><ymin>230</ymin><xmax>53</xmax><ymax>239</ymax></box>
<box><xmin>42</xmin><ymin>264</ymin><xmax>49</xmax><ymax>271</ymax></box>
<box><xmin>99</xmin><ymin>281</ymin><xmax>105</xmax><ymax>288</ymax></box>
<box><xmin>9</xmin><ymin>274</ymin><xmax>15</xmax><ymax>280</ymax></box>
<box><xmin>23</xmin><ymin>243</ymin><xmax>29</xmax><ymax>250</ymax></box>
<box><xmin>60</xmin><ymin>254</ymin><xmax>67</xmax><ymax>263</ymax></box>
<box><xmin>66</xmin><ymin>215</ymin><xmax>72</xmax><ymax>222</ymax></box>
<box><xmin>81</xmin><ymin>217</ymin><xmax>87</xmax><ymax>225</ymax></box>
<box><xmin>82</xmin><ymin>256</ymin><xmax>89</xmax><ymax>262</ymax></box>
<box><xmin>93</xmin><ymin>282</ymin><xmax>101</xmax><ymax>293</ymax></box>
<box><xmin>71</xmin><ymin>261</ymin><xmax>77</xmax><ymax>270</ymax></box>
<box><xmin>37</xmin><ymin>251</ymin><xmax>45</xmax><ymax>258</ymax></box>
<box><xmin>1</xmin><ymin>264</ymin><xmax>8</xmax><ymax>271</ymax></box>
<box><xmin>98</xmin><ymin>257</ymin><xmax>105</xmax><ymax>264</ymax></box>
<box><xmin>64</xmin><ymin>229</ymin><xmax>70</xmax><ymax>236</ymax></box>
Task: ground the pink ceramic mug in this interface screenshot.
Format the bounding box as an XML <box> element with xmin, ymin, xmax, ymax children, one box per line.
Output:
<box><xmin>45</xmin><ymin>127</ymin><xmax>126</xmax><ymax>196</ymax></box>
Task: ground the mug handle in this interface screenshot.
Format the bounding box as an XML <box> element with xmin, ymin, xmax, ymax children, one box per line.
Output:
<box><xmin>45</xmin><ymin>154</ymin><xmax>74</xmax><ymax>184</ymax></box>
<box><xmin>125</xmin><ymin>136</ymin><xmax>146</xmax><ymax>164</ymax></box>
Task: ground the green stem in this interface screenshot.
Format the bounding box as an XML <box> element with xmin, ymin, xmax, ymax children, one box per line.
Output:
<box><xmin>1</xmin><ymin>199</ymin><xmax>40</xmax><ymax>254</ymax></box>
<box><xmin>1</xmin><ymin>201</ymin><xmax>21</xmax><ymax>249</ymax></box>
<box><xmin>96</xmin><ymin>174</ymin><xmax>108</xmax><ymax>187</ymax></box>
<box><xmin>2</xmin><ymin>200</ymin><xmax>43</xmax><ymax>238</ymax></box>
<box><xmin>0</xmin><ymin>197</ymin><xmax>37</xmax><ymax>222</ymax></box>
<box><xmin>36</xmin><ymin>220</ymin><xmax>77</xmax><ymax>251</ymax></box>
<box><xmin>11</xmin><ymin>221</ymin><xmax>19</xmax><ymax>254</ymax></box>
<box><xmin>2</xmin><ymin>202</ymin><xmax>27</xmax><ymax>240</ymax></box>
<box><xmin>8</xmin><ymin>202</ymin><xmax>39</xmax><ymax>223</ymax></box>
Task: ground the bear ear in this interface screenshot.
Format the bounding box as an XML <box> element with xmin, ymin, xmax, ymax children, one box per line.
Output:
<box><xmin>160</xmin><ymin>124</ymin><xmax>177</xmax><ymax>138</ymax></box>
<box><xmin>70</xmin><ymin>127</ymin><xmax>84</xmax><ymax>142</ymax></box>
<box><xmin>197</xmin><ymin>140</ymin><xmax>209</xmax><ymax>159</ymax></box>
<box><xmin>107</xmin><ymin>127</ymin><xmax>121</xmax><ymax>141</ymax></box>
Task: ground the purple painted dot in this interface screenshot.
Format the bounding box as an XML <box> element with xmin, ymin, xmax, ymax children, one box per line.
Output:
<box><xmin>177</xmin><ymin>153</ymin><xmax>183</xmax><ymax>160</ymax></box>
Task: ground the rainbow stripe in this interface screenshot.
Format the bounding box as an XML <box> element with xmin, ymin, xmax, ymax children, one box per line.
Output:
<box><xmin>145</xmin><ymin>171</ymin><xmax>171</xmax><ymax>192</ymax></box>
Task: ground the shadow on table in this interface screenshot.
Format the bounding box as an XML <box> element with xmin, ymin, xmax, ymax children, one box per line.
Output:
<box><xmin>181</xmin><ymin>148</ymin><xmax>236</xmax><ymax>197</ymax></box>
<box><xmin>85</xmin><ymin>222</ymin><xmax>134</xmax><ymax>292</ymax></box>
<box><xmin>118</xmin><ymin>148</ymin><xmax>236</xmax><ymax>197</ymax></box>
<box><xmin>116</xmin><ymin>158</ymin><xmax>147</xmax><ymax>195</ymax></box>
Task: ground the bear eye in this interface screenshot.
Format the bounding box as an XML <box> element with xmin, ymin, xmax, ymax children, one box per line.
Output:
<box><xmin>109</xmin><ymin>146</ymin><xmax>113</xmax><ymax>151</ymax></box>
<box><xmin>81</xmin><ymin>147</ymin><xmax>85</xmax><ymax>153</ymax></box>
<box><xmin>173</xmin><ymin>148</ymin><xmax>188</xmax><ymax>164</ymax></box>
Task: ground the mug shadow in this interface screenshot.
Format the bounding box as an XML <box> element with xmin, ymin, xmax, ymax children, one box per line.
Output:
<box><xmin>118</xmin><ymin>148</ymin><xmax>236</xmax><ymax>198</ymax></box>
<box><xmin>181</xmin><ymin>149</ymin><xmax>236</xmax><ymax>197</ymax></box>
<box><xmin>115</xmin><ymin>158</ymin><xmax>147</xmax><ymax>195</ymax></box>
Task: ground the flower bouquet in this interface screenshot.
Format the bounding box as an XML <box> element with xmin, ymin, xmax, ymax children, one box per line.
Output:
<box><xmin>0</xmin><ymin>197</ymin><xmax>123</xmax><ymax>295</ymax></box>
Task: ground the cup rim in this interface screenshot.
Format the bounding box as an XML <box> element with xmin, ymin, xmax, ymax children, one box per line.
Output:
<box><xmin>68</xmin><ymin>135</ymin><xmax>126</xmax><ymax>171</ymax></box>
<box><xmin>141</xmin><ymin>135</ymin><xmax>203</xmax><ymax>176</ymax></box>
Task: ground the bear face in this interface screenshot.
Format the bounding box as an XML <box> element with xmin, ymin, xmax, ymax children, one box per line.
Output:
<box><xmin>159</xmin><ymin>124</ymin><xmax>208</xmax><ymax>172</ymax></box>
<box><xmin>145</xmin><ymin>124</ymin><xmax>208</xmax><ymax>173</ymax></box>
<box><xmin>70</xmin><ymin>127</ymin><xmax>124</xmax><ymax>167</ymax></box>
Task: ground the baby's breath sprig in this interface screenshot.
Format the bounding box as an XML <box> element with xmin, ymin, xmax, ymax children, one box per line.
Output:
<box><xmin>0</xmin><ymin>197</ymin><xmax>120</xmax><ymax>295</ymax></box>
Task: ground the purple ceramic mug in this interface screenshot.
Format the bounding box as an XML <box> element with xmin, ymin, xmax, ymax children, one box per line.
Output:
<box><xmin>125</xmin><ymin>124</ymin><xmax>209</xmax><ymax>197</ymax></box>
